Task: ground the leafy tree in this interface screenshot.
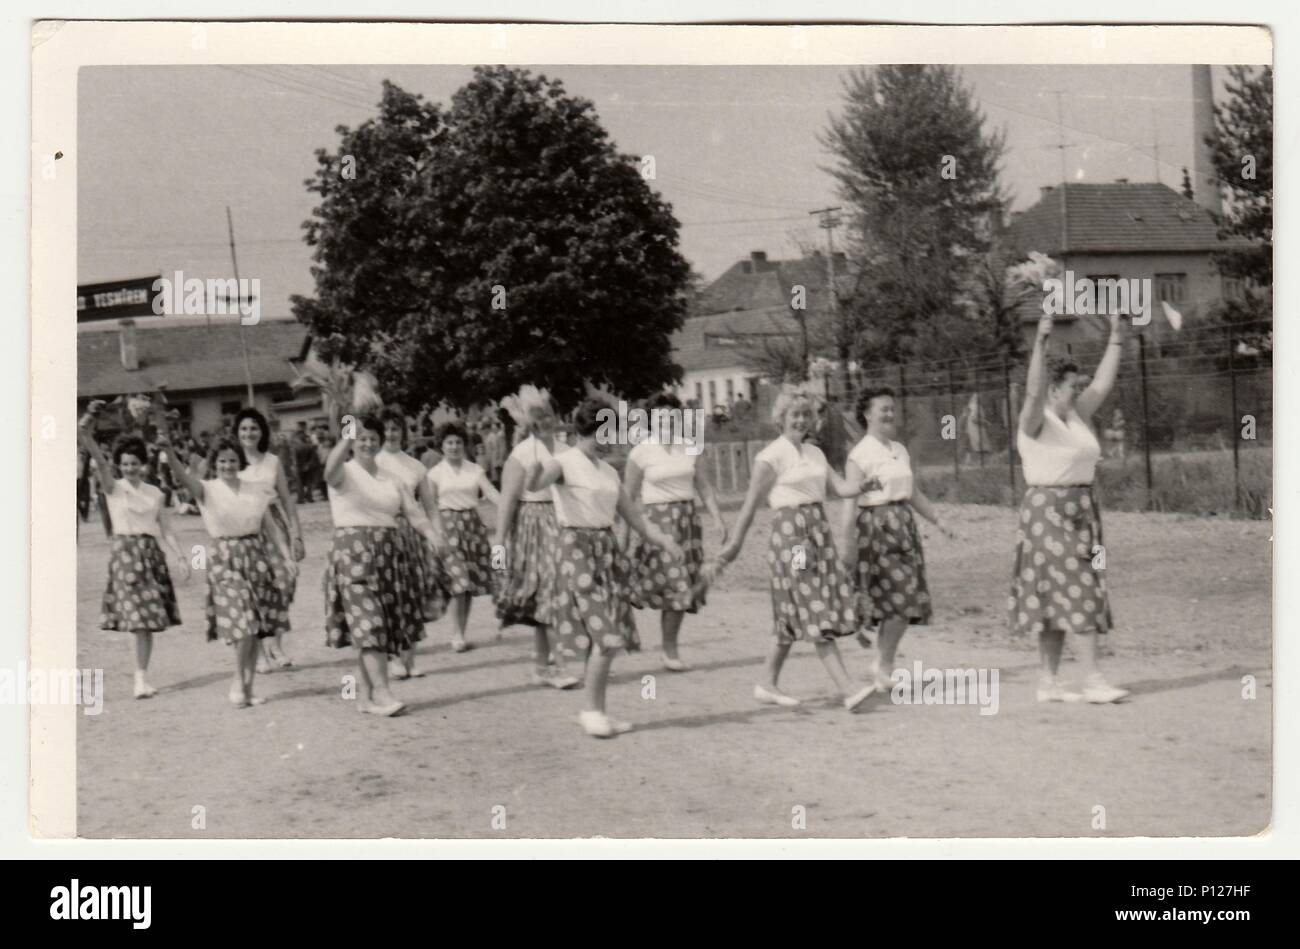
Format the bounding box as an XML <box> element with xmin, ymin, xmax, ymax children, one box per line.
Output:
<box><xmin>1206</xmin><ymin>65</ymin><xmax>1272</xmax><ymax>332</ymax></box>
<box><xmin>292</xmin><ymin>67</ymin><xmax>693</xmax><ymax>411</ymax></box>
<box><xmin>823</xmin><ymin>65</ymin><xmax>1007</xmax><ymax>366</ymax></box>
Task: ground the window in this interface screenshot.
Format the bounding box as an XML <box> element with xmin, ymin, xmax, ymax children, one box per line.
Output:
<box><xmin>725</xmin><ymin>379</ymin><xmax>735</xmax><ymax>404</ymax></box>
<box><xmin>694</xmin><ymin>382</ymin><xmax>703</xmax><ymax>405</ymax></box>
<box><xmin>707</xmin><ymin>380</ymin><xmax>717</xmax><ymax>410</ymax></box>
<box><xmin>220</xmin><ymin>400</ymin><xmax>242</xmax><ymax>417</ymax></box>
<box><xmin>1223</xmin><ymin>276</ymin><xmax>1246</xmax><ymax>301</ymax></box>
<box><xmin>1155</xmin><ymin>273</ymin><xmax>1188</xmax><ymax>303</ymax></box>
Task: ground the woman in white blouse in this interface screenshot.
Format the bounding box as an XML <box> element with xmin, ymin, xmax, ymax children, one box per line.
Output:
<box><xmin>421</xmin><ymin>422</ymin><xmax>501</xmax><ymax>654</ymax></box>
<box><xmin>843</xmin><ymin>386</ymin><xmax>954</xmax><ymax>690</ymax></box>
<box><xmin>623</xmin><ymin>392</ymin><xmax>727</xmax><ymax>672</ymax></box>
<box><xmin>716</xmin><ymin>388</ymin><xmax>877</xmax><ymax>712</ymax></box>
<box><xmin>377</xmin><ymin>406</ymin><xmax>446</xmax><ymax>678</ymax></box>
<box><xmin>78</xmin><ymin>421</ymin><xmax>188</xmax><ymax>700</ymax></box>
<box><xmin>159</xmin><ymin>434</ymin><xmax>295</xmax><ymax>708</ymax></box>
<box><xmin>526</xmin><ymin>399</ymin><xmax>683</xmax><ymax>739</ymax></box>
<box><xmin>493</xmin><ymin>385</ymin><xmax>581</xmax><ymax>690</ymax></box>
<box><xmin>234</xmin><ymin>408</ymin><xmax>304</xmax><ymax>671</ymax></box>
<box><xmin>323</xmin><ymin>415</ymin><xmax>447</xmax><ymax>717</ymax></box>
<box><xmin>1012</xmin><ymin>309</ymin><xmax>1128</xmax><ymax>704</ymax></box>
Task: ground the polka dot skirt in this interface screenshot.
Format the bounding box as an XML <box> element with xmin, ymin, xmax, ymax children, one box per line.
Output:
<box><xmin>1007</xmin><ymin>485</ymin><xmax>1113</xmax><ymax>637</ymax></box>
<box><xmin>628</xmin><ymin>500</ymin><xmax>704</xmax><ymax>613</ymax></box>
<box><xmin>494</xmin><ymin>501</ymin><xmax>559</xmax><ymax>629</ymax></box>
<box><xmin>551</xmin><ymin>526</ymin><xmax>640</xmax><ymax>660</ymax></box>
<box><xmin>433</xmin><ymin>509</ymin><xmax>494</xmax><ymax>597</ymax></box>
<box><xmin>204</xmin><ymin>535</ymin><xmax>291</xmax><ymax>644</ymax></box>
<box><xmin>323</xmin><ymin>526</ymin><xmax>426</xmax><ymax>656</ymax></box>
<box><xmin>767</xmin><ymin>503</ymin><xmax>856</xmax><ymax>644</ymax></box>
<box><xmin>854</xmin><ymin>502</ymin><xmax>932</xmax><ymax>627</ymax></box>
<box><xmin>100</xmin><ymin>534</ymin><xmax>182</xmax><ymax>633</ymax></box>
<box><xmin>395</xmin><ymin>515</ymin><xmax>447</xmax><ymax>631</ymax></box>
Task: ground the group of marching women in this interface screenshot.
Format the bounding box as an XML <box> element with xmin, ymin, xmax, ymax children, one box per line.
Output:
<box><xmin>82</xmin><ymin>308</ymin><xmax>1130</xmax><ymax>736</ymax></box>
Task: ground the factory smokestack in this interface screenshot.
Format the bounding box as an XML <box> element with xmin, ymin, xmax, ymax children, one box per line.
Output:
<box><xmin>1191</xmin><ymin>64</ymin><xmax>1222</xmax><ymax>216</ymax></box>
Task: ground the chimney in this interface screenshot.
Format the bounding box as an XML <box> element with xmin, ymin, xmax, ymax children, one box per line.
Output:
<box><xmin>750</xmin><ymin>250</ymin><xmax>767</xmax><ymax>265</ymax></box>
<box><xmin>1191</xmin><ymin>64</ymin><xmax>1222</xmax><ymax>215</ymax></box>
<box><xmin>1114</xmin><ymin>178</ymin><xmax>1129</xmax><ymax>184</ymax></box>
<box><xmin>118</xmin><ymin>319</ymin><xmax>139</xmax><ymax>372</ymax></box>
<box><xmin>1039</xmin><ymin>185</ymin><xmax>1055</xmax><ymax>199</ymax></box>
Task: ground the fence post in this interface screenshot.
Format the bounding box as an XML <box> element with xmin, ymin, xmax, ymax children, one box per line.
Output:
<box><xmin>1001</xmin><ymin>354</ymin><xmax>1016</xmax><ymax>508</ymax></box>
<box><xmin>1228</xmin><ymin>326</ymin><xmax>1241</xmax><ymax>512</ymax></box>
<box><xmin>1137</xmin><ymin>331</ymin><xmax>1154</xmax><ymax>510</ymax></box>
<box><xmin>947</xmin><ymin>366</ymin><xmax>959</xmax><ymax>483</ymax></box>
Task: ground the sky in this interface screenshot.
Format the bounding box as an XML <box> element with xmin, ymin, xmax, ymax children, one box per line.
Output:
<box><xmin>77</xmin><ymin>63</ymin><xmax>1236</xmax><ymax>321</ymax></box>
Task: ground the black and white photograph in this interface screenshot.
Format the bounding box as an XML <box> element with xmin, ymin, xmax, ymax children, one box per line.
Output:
<box><xmin>25</xmin><ymin>20</ymin><xmax>1278</xmax><ymax>845</ymax></box>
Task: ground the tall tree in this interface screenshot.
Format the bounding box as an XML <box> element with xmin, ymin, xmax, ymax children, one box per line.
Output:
<box><xmin>823</xmin><ymin>65</ymin><xmax>1006</xmax><ymax>367</ymax></box>
<box><xmin>292</xmin><ymin>67</ymin><xmax>693</xmax><ymax>411</ymax></box>
<box><xmin>1207</xmin><ymin>65</ymin><xmax>1272</xmax><ymax>302</ymax></box>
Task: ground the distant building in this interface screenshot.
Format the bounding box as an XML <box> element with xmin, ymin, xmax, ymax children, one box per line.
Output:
<box><xmin>671</xmin><ymin>249</ymin><xmax>848</xmax><ymax>412</ymax></box>
<box><xmin>77</xmin><ymin>318</ymin><xmax>322</xmax><ymax>437</ymax></box>
<box><xmin>1002</xmin><ymin>181</ymin><xmax>1252</xmax><ymax>350</ymax></box>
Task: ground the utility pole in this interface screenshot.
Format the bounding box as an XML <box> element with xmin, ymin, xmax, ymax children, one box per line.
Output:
<box><xmin>809</xmin><ymin>205</ymin><xmax>850</xmax><ymax>400</ymax></box>
<box><xmin>1052</xmin><ymin>91</ymin><xmax>1071</xmax><ymax>253</ymax></box>
<box><xmin>226</xmin><ymin>205</ymin><xmax>256</xmax><ymax>405</ymax></box>
<box><xmin>1151</xmin><ymin>107</ymin><xmax>1161</xmax><ymax>184</ymax></box>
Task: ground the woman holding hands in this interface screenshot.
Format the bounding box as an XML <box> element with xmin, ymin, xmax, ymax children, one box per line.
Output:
<box><xmin>1012</xmin><ymin>309</ymin><xmax>1129</xmax><ymax>704</ymax></box>
<box><xmin>623</xmin><ymin>392</ymin><xmax>727</xmax><ymax>672</ymax></box>
<box><xmin>525</xmin><ymin>398</ymin><xmax>683</xmax><ymax>738</ymax></box>
<box><xmin>843</xmin><ymin>386</ymin><xmax>954</xmax><ymax>690</ymax></box>
<box><xmin>714</xmin><ymin>388</ymin><xmax>877</xmax><ymax>712</ymax></box>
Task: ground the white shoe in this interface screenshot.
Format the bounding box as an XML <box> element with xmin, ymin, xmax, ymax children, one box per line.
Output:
<box><xmin>871</xmin><ymin>658</ymin><xmax>895</xmax><ymax>692</ymax></box>
<box><xmin>844</xmin><ymin>683</ymin><xmax>877</xmax><ymax>711</ymax></box>
<box><xmin>1036</xmin><ymin>680</ymin><xmax>1083</xmax><ymax>703</ymax></box>
<box><xmin>451</xmin><ymin>638</ymin><xmax>471</xmax><ymax>653</ymax></box>
<box><xmin>134</xmin><ymin>680</ymin><xmax>157</xmax><ymax>699</ymax></box>
<box><xmin>663</xmin><ymin>656</ymin><xmax>690</xmax><ymax>673</ymax></box>
<box><xmin>531</xmin><ymin>669</ymin><xmax>581</xmax><ymax>690</ymax></box>
<box><xmin>753</xmin><ymin>684</ymin><xmax>800</xmax><ymax>707</ymax></box>
<box><xmin>578</xmin><ymin>710</ymin><xmax>617</xmax><ymax>738</ymax></box>
<box><xmin>608</xmin><ymin>717</ymin><xmax>634</xmax><ymax>734</ymax></box>
<box><xmin>1082</xmin><ymin>675</ymin><xmax>1129</xmax><ymax>704</ymax></box>
<box><xmin>362</xmin><ymin>700</ymin><xmax>407</xmax><ymax>717</ymax></box>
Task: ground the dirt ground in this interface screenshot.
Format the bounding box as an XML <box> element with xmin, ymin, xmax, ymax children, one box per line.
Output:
<box><xmin>75</xmin><ymin>498</ymin><xmax>1271</xmax><ymax>838</ymax></box>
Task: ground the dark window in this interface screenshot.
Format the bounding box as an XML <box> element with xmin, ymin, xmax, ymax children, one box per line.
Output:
<box><xmin>1155</xmin><ymin>273</ymin><xmax>1188</xmax><ymax>303</ymax></box>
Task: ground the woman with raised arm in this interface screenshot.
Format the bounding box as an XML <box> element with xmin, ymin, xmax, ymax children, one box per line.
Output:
<box><xmin>422</xmin><ymin>422</ymin><xmax>501</xmax><ymax>654</ymax></box>
<box><xmin>233</xmin><ymin>408</ymin><xmax>304</xmax><ymax>670</ymax></box>
<box><xmin>323</xmin><ymin>414</ymin><xmax>447</xmax><ymax>718</ymax></box>
<box><xmin>78</xmin><ymin>415</ymin><xmax>187</xmax><ymax>699</ymax></box>
<box><xmin>492</xmin><ymin>386</ymin><xmax>580</xmax><ymax>690</ymax></box>
<box><xmin>624</xmin><ymin>392</ymin><xmax>728</xmax><ymax>672</ymax></box>
<box><xmin>376</xmin><ymin>406</ymin><xmax>446</xmax><ymax>679</ymax></box>
<box><xmin>1012</xmin><ymin>310</ymin><xmax>1129</xmax><ymax>704</ymax></box>
<box><xmin>526</xmin><ymin>398</ymin><xmax>683</xmax><ymax>738</ymax></box>
<box><xmin>714</xmin><ymin>388</ymin><xmax>876</xmax><ymax>712</ymax></box>
<box><xmin>842</xmin><ymin>386</ymin><xmax>955</xmax><ymax>690</ymax></box>
<box><xmin>158</xmin><ymin>433</ymin><xmax>295</xmax><ymax>708</ymax></box>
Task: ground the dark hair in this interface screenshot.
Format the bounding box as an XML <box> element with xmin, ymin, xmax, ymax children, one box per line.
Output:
<box><xmin>573</xmin><ymin>398</ymin><xmax>610</xmax><ymax>438</ymax></box>
<box><xmin>436</xmin><ymin>421</ymin><xmax>469</xmax><ymax>447</ymax></box>
<box><xmin>379</xmin><ymin>407</ymin><xmax>408</xmax><ymax>448</ymax></box>
<box><xmin>233</xmin><ymin>407</ymin><xmax>270</xmax><ymax>453</ymax></box>
<box><xmin>355</xmin><ymin>415</ymin><xmax>385</xmax><ymax>439</ymax></box>
<box><xmin>1047</xmin><ymin>358</ymin><xmax>1081</xmax><ymax>388</ymax></box>
<box><xmin>855</xmin><ymin>385</ymin><xmax>896</xmax><ymax>427</ymax></box>
<box><xmin>112</xmin><ymin>436</ymin><xmax>149</xmax><ymax>467</ymax></box>
<box><xmin>647</xmin><ymin>392</ymin><xmax>682</xmax><ymax>412</ymax></box>
<box><xmin>206</xmin><ymin>437</ymin><xmax>247</xmax><ymax>471</ymax></box>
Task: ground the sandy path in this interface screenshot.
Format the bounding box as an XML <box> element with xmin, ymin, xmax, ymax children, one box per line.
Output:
<box><xmin>75</xmin><ymin>500</ymin><xmax>1271</xmax><ymax>838</ymax></box>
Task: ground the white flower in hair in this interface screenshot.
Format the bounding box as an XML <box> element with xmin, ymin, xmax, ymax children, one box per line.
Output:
<box><xmin>499</xmin><ymin>384</ymin><xmax>552</xmax><ymax>426</ymax></box>
<box><xmin>429</xmin><ymin>402</ymin><xmax>461</xmax><ymax>429</ymax></box>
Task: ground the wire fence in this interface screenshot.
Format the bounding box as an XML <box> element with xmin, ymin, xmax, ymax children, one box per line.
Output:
<box><xmin>697</xmin><ymin>320</ymin><xmax>1273</xmax><ymax>518</ymax></box>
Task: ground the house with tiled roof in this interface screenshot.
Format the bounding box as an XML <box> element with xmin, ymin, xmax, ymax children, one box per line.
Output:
<box><xmin>671</xmin><ymin>250</ymin><xmax>848</xmax><ymax>412</ymax></box>
<box><xmin>1003</xmin><ymin>180</ymin><xmax>1252</xmax><ymax>350</ymax></box>
<box><xmin>77</xmin><ymin>318</ymin><xmax>322</xmax><ymax>436</ymax></box>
